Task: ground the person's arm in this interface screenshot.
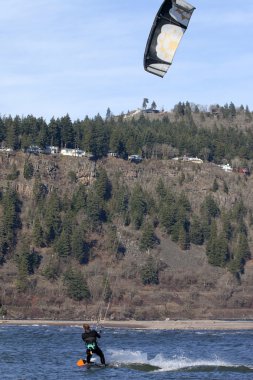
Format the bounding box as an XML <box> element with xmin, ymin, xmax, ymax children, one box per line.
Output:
<box><xmin>95</xmin><ymin>331</ymin><xmax>101</xmax><ymax>339</ymax></box>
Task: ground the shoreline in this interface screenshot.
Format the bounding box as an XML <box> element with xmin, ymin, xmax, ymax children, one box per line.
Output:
<box><xmin>1</xmin><ymin>319</ymin><xmax>253</xmax><ymax>330</ymax></box>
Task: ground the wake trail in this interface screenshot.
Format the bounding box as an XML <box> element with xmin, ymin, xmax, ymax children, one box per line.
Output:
<box><xmin>107</xmin><ymin>349</ymin><xmax>253</xmax><ymax>373</ymax></box>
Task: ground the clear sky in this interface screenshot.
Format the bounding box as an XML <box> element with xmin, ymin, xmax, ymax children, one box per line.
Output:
<box><xmin>0</xmin><ymin>0</ymin><xmax>253</xmax><ymax>120</ymax></box>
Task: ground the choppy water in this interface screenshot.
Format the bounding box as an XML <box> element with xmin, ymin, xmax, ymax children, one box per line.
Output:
<box><xmin>1</xmin><ymin>324</ymin><xmax>253</xmax><ymax>379</ymax></box>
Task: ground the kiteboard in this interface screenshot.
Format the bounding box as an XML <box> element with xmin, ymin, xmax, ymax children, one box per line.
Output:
<box><xmin>76</xmin><ymin>358</ymin><xmax>106</xmax><ymax>369</ymax></box>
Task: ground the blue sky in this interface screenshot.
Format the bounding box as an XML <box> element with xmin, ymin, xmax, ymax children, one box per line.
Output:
<box><xmin>0</xmin><ymin>0</ymin><xmax>253</xmax><ymax>120</ymax></box>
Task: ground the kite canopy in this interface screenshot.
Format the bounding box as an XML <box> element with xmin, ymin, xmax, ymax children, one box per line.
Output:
<box><xmin>144</xmin><ymin>0</ymin><xmax>195</xmax><ymax>77</ymax></box>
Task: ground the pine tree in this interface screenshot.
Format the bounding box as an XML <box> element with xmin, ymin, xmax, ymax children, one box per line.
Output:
<box><xmin>32</xmin><ymin>216</ymin><xmax>44</xmax><ymax>247</ymax></box>
<box><xmin>228</xmin><ymin>234</ymin><xmax>250</xmax><ymax>277</ymax></box>
<box><xmin>102</xmin><ymin>277</ymin><xmax>112</xmax><ymax>302</ymax></box>
<box><xmin>130</xmin><ymin>184</ymin><xmax>147</xmax><ymax>229</ymax></box>
<box><xmin>107</xmin><ymin>225</ymin><xmax>120</xmax><ymax>255</ymax></box>
<box><xmin>206</xmin><ymin>223</ymin><xmax>228</xmax><ymax>267</ymax></box>
<box><xmin>159</xmin><ymin>203</ymin><xmax>177</xmax><ymax>234</ymax></box>
<box><xmin>71</xmin><ymin>184</ymin><xmax>87</xmax><ymax>212</ymax></box>
<box><xmin>206</xmin><ymin>220</ymin><xmax>218</xmax><ymax>264</ymax></box>
<box><xmin>201</xmin><ymin>195</ymin><xmax>220</xmax><ymax>221</ymax></box>
<box><xmin>43</xmin><ymin>258</ymin><xmax>61</xmax><ymax>281</ymax></box>
<box><xmin>48</xmin><ymin>117</ymin><xmax>61</xmax><ymax>147</ymax></box>
<box><xmin>60</xmin><ymin>114</ymin><xmax>74</xmax><ymax>148</ymax></box>
<box><xmin>94</xmin><ymin>168</ymin><xmax>112</xmax><ymax>201</ymax></box>
<box><xmin>190</xmin><ymin>216</ymin><xmax>204</xmax><ymax>245</ymax></box>
<box><xmin>23</xmin><ymin>160</ymin><xmax>34</xmax><ymax>180</ymax></box>
<box><xmin>222</xmin><ymin>212</ymin><xmax>233</xmax><ymax>241</ymax></box>
<box><xmin>141</xmin><ymin>256</ymin><xmax>159</xmax><ymax>285</ymax></box>
<box><xmin>1</xmin><ymin>187</ymin><xmax>20</xmax><ymax>252</ymax></box>
<box><xmin>64</xmin><ymin>269</ymin><xmax>91</xmax><ymax>301</ymax></box>
<box><xmin>86</xmin><ymin>189</ymin><xmax>106</xmax><ymax>228</ymax></box>
<box><xmin>223</xmin><ymin>180</ymin><xmax>229</xmax><ymax>194</ymax></box>
<box><xmin>111</xmin><ymin>183</ymin><xmax>129</xmax><ymax>216</ymax></box>
<box><xmin>212</xmin><ymin>178</ymin><xmax>219</xmax><ymax>192</ymax></box>
<box><xmin>156</xmin><ymin>178</ymin><xmax>167</xmax><ymax>199</ymax></box>
<box><xmin>178</xmin><ymin>225</ymin><xmax>189</xmax><ymax>250</ymax></box>
<box><xmin>71</xmin><ymin>227</ymin><xmax>88</xmax><ymax>264</ymax></box>
<box><xmin>55</xmin><ymin>229</ymin><xmax>71</xmax><ymax>257</ymax></box>
<box><xmin>89</xmin><ymin>116</ymin><xmax>109</xmax><ymax>158</ymax></box>
<box><xmin>5</xmin><ymin>116</ymin><xmax>20</xmax><ymax>149</ymax></box>
<box><xmin>140</xmin><ymin>222</ymin><xmax>157</xmax><ymax>251</ymax></box>
<box><xmin>33</xmin><ymin>180</ymin><xmax>48</xmax><ymax>208</ymax></box>
<box><xmin>44</xmin><ymin>190</ymin><xmax>62</xmax><ymax>243</ymax></box>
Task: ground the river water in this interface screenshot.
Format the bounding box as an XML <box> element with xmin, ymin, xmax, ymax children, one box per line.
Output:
<box><xmin>1</xmin><ymin>324</ymin><xmax>253</xmax><ymax>379</ymax></box>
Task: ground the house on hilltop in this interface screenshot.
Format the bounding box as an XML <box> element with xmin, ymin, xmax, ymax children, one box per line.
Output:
<box><xmin>60</xmin><ymin>148</ymin><xmax>85</xmax><ymax>157</ymax></box>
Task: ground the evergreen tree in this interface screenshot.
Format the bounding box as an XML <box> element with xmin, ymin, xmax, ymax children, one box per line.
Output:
<box><xmin>212</xmin><ymin>178</ymin><xmax>219</xmax><ymax>192</ymax></box>
<box><xmin>229</xmin><ymin>102</ymin><xmax>236</xmax><ymax>118</ymax></box>
<box><xmin>15</xmin><ymin>240</ymin><xmax>41</xmax><ymax>288</ymax></box>
<box><xmin>222</xmin><ymin>212</ymin><xmax>233</xmax><ymax>241</ymax></box>
<box><xmin>151</xmin><ymin>101</ymin><xmax>157</xmax><ymax>110</ymax></box>
<box><xmin>109</xmin><ymin>129</ymin><xmax>127</xmax><ymax>158</ymax></box>
<box><xmin>44</xmin><ymin>190</ymin><xmax>62</xmax><ymax>243</ymax></box>
<box><xmin>141</xmin><ymin>256</ymin><xmax>159</xmax><ymax>285</ymax></box>
<box><xmin>32</xmin><ymin>216</ymin><xmax>44</xmax><ymax>247</ymax></box>
<box><xmin>130</xmin><ymin>184</ymin><xmax>147</xmax><ymax>229</ymax></box>
<box><xmin>43</xmin><ymin>258</ymin><xmax>61</xmax><ymax>281</ymax></box>
<box><xmin>206</xmin><ymin>223</ymin><xmax>228</xmax><ymax>267</ymax></box>
<box><xmin>71</xmin><ymin>184</ymin><xmax>87</xmax><ymax>212</ymax></box>
<box><xmin>89</xmin><ymin>115</ymin><xmax>109</xmax><ymax>158</ymax></box>
<box><xmin>94</xmin><ymin>167</ymin><xmax>112</xmax><ymax>201</ymax></box>
<box><xmin>33</xmin><ymin>180</ymin><xmax>48</xmax><ymax>207</ymax></box>
<box><xmin>178</xmin><ymin>224</ymin><xmax>189</xmax><ymax>250</ymax></box>
<box><xmin>48</xmin><ymin>117</ymin><xmax>61</xmax><ymax>147</ymax></box>
<box><xmin>190</xmin><ymin>216</ymin><xmax>204</xmax><ymax>245</ymax></box>
<box><xmin>106</xmin><ymin>107</ymin><xmax>112</xmax><ymax>120</ymax></box>
<box><xmin>0</xmin><ymin>116</ymin><xmax>6</xmax><ymax>142</ymax></box>
<box><xmin>60</xmin><ymin>114</ymin><xmax>74</xmax><ymax>148</ymax></box>
<box><xmin>201</xmin><ymin>195</ymin><xmax>220</xmax><ymax>221</ymax></box>
<box><xmin>216</xmin><ymin>231</ymin><xmax>229</xmax><ymax>266</ymax></box>
<box><xmin>236</xmin><ymin>233</ymin><xmax>251</xmax><ymax>262</ymax></box>
<box><xmin>55</xmin><ymin>229</ymin><xmax>71</xmax><ymax>258</ymax></box>
<box><xmin>23</xmin><ymin>160</ymin><xmax>34</xmax><ymax>180</ymax></box>
<box><xmin>142</xmin><ymin>98</ymin><xmax>149</xmax><ymax>110</ymax></box>
<box><xmin>86</xmin><ymin>189</ymin><xmax>106</xmax><ymax>228</ymax></box>
<box><xmin>140</xmin><ymin>222</ymin><xmax>157</xmax><ymax>251</ymax></box>
<box><xmin>106</xmin><ymin>225</ymin><xmax>120</xmax><ymax>255</ymax></box>
<box><xmin>228</xmin><ymin>234</ymin><xmax>250</xmax><ymax>277</ymax></box>
<box><xmin>5</xmin><ymin>116</ymin><xmax>20</xmax><ymax>149</ymax></box>
<box><xmin>223</xmin><ymin>180</ymin><xmax>229</xmax><ymax>194</ymax></box>
<box><xmin>110</xmin><ymin>182</ymin><xmax>129</xmax><ymax>216</ymax></box>
<box><xmin>156</xmin><ymin>178</ymin><xmax>167</xmax><ymax>199</ymax></box>
<box><xmin>64</xmin><ymin>269</ymin><xmax>91</xmax><ymax>301</ymax></box>
<box><xmin>1</xmin><ymin>187</ymin><xmax>20</xmax><ymax>253</ymax></box>
<box><xmin>71</xmin><ymin>227</ymin><xmax>88</xmax><ymax>264</ymax></box>
<box><xmin>102</xmin><ymin>276</ymin><xmax>112</xmax><ymax>302</ymax></box>
<box><xmin>159</xmin><ymin>203</ymin><xmax>177</xmax><ymax>234</ymax></box>
<box><xmin>206</xmin><ymin>220</ymin><xmax>218</xmax><ymax>264</ymax></box>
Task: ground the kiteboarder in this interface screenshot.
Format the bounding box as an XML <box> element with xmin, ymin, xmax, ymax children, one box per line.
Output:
<box><xmin>82</xmin><ymin>324</ymin><xmax>106</xmax><ymax>366</ymax></box>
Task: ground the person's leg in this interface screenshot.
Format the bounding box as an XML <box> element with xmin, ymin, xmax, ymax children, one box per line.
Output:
<box><xmin>86</xmin><ymin>349</ymin><xmax>92</xmax><ymax>364</ymax></box>
<box><xmin>94</xmin><ymin>347</ymin><xmax>105</xmax><ymax>364</ymax></box>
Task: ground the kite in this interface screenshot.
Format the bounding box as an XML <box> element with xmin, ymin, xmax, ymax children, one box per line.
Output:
<box><xmin>144</xmin><ymin>0</ymin><xmax>195</xmax><ymax>77</ymax></box>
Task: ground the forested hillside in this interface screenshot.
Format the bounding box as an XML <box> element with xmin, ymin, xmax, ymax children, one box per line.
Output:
<box><xmin>1</xmin><ymin>102</ymin><xmax>253</xmax><ymax>320</ymax></box>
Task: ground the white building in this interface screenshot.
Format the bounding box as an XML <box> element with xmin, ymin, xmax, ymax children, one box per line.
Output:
<box><xmin>218</xmin><ymin>163</ymin><xmax>233</xmax><ymax>172</ymax></box>
<box><xmin>60</xmin><ymin>148</ymin><xmax>85</xmax><ymax>157</ymax></box>
<box><xmin>45</xmin><ymin>146</ymin><xmax>59</xmax><ymax>154</ymax></box>
<box><xmin>128</xmin><ymin>154</ymin><xmax>142</xmax><ymax>163</ymax></box>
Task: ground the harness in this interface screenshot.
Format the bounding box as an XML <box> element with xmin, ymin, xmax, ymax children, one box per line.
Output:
<box><xmin>86</xmin><ymin>342</ymin><xmax>96</xmax><ymax>351</ymax></box>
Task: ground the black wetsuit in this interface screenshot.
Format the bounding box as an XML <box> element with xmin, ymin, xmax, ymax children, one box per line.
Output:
<box><xmin>82</xmin><ymin>329</ymin><xmax>105</xmax><ymax>365</ymax></box>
